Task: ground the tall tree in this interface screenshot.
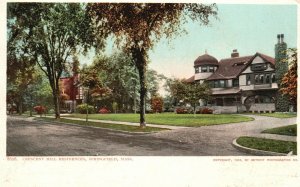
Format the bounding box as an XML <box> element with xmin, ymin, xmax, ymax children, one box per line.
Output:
<box><xmin>280</xmin><ymin>48</ymin><xmax>297</xmax><ymax>111</ymax></box>
<box><xmin>88</xmin><ymin>3</ymin><xmax>217</xmax><ymax>127</ymax></box>
<box><xmin>8</xmin><ymin>3</ymin><xmax>97</xmax><ymax>118</ymax></box>
<box><xmin>168</xmin><ymin>79</ymin><xmax>212</xmax><ymax>114</ymax></box>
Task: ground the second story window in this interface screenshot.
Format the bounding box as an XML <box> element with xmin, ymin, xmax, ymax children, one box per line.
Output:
<box><xmin>255</xmin><ymin>74</ymin><xmax>260</xmax><ymax>84</ymax></box>
<box><xmin>265</xmin><ymin>74</ymin><xmax>270</xmax><ymax>84</ymax></box>
<box><xmin>195</xmin><ymin>67</ymin><xmax>199</xmax><ymax>73</ymax></box>
<box><xmin>209</xmin><ymin>66</ymin><xmax>214</xmax><ymax>72</ymax></box>
<box><xmin>233</xmin><ymin>79</ymin><xmax>239</xmax><ymax>87</ymax></box>
<box><xmin>246</xmin><ymin>74</ymin><xmax>251</xmax><ymax>85</ymax></box>
<box><xmin>219</xmin><ymin>80</ymin><xmax>225</xmax><ymax>88</ymax></box>
<box><xmin>272</xmin><ymin>74</ymin><xmax>276</xmax><ymax>83</ymax></box>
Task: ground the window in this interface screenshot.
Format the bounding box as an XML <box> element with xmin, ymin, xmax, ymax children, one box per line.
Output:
<box><xmin>272</xmin><ymin>74</ymin><xmax>276</xmax><ymax>83</ymax></box>
<box><xmin>255</xmin><ymin>74</ymin><xmax>259</xmax><ymax>84</ymax></box>
<box><xmin>246</xmin><ymin>74</ymin><xmax>251</xmax><ymax>85</ymax></box>
<box><xmin>209</xmin><ymin>66</ymin><xmax>214</xmax><ymax>72</ymax></box>
<box><xmin>195</xmin><ymin>67</ymin><xmax>199</xmax><ymax>73</ymax></box>
<box><xmin>259</xmin><ymin>74</ymin><xmax>264</xmax><ymax>84</ymax></box>
<box><xmin>251</xmin><ymin>63</ymin><xmax>267</xmax><ymax>71</ymax></box>
<box><xmin>219</xmin><ymin>80</ymin><xmax>225</xmax><ymax>88</ymax></box>
<box><xmin>265</xmin><ymin>74</ymin><xmax>270</xmax><ymax>84</ymax></box>
<box><xmin>201</xmin><ymin>66</ymin><xmax>207</xmax><ymax>72</ymax></box>
<box><xmin>214</xmin><ymin>81</ymin><xmax>218</xmax><ymax>88</ymax></box>
<box><xmin>233</xmin><ymin>79</ymin><xmax>239</xmax><ymax>87</ymax></box>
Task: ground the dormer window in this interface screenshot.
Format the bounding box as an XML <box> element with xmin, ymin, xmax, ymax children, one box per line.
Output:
<box><xmin>251</xmin><ymin>63</ymin><xmax>267</xmax><ymax>71</ymax></box>
<box><xmin>209</xmin><ymin>66</ymin><xmax>214</xmax><ymax>72</ymax></box>
<box><xmin>195</xmin><ymin>67</ymin><xmax>199</xmax><ymax>73</ymax></box>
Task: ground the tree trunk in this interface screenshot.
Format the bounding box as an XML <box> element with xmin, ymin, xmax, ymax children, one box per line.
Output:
<box><xmin>137</xmin><ymin>66</ymin><xmax>146</xmax><ymax>127</ymax></box>
<box><xmin>53</xmin><ymin>88</ymin><xmax>60</xmax><ymax>119</ymax></box>
<box><xmin>132</xmin><ymin>47</ymin><xmax>147</xmax><ymax>127</ymax></box>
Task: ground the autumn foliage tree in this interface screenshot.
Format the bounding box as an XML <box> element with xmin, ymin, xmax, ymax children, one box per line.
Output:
<box><xmin>87</xmin><ymin>3</ymin><xmax>217</xmax><ymax>127</ymax></box>
<box><xmin>151</xmin><ymin>95</ymin><xmax>164</xmax><ymax>113</ymax></box>
<box><xmin>8</xmin><ymin>3</ymin><xmax>96</xmax><ymax>118</ymax></box>
<box><xmin>280</xmin><ymin>48</ymin><xmax>297</xmax><ymax>111</ymax></box>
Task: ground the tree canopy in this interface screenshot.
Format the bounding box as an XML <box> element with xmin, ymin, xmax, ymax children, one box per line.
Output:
<box><xmin>8</xmin><ymin>3</ymin><xmax>96</xmax><ymax>118</ymax></box>
<box><xmin>87</xmin><ymin>3</ymin><xmax>217</xmax><ymax>126</ymax></box>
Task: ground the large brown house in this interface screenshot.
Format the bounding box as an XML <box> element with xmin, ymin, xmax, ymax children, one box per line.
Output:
<box><xmin>186</xmin><ymin>36</ymin><xmax>287</xmax><ymax>113</ymax></box>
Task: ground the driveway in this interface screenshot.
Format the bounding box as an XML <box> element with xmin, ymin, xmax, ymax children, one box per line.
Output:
<box><xmin>6</xmin><ymin>115</ymin><xmax>296</xmax><ymax>156</ymax></box>
<box><xmin>148</xmin><ymin>114</ymin><xmax>297</xmax><ymax>155</ymax></box>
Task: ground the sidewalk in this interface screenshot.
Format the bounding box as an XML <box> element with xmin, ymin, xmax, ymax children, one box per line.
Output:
<box><xmin>36</xmin><ymin>115</ymin><xmax>189</xmax><ymax>130</ymax></box>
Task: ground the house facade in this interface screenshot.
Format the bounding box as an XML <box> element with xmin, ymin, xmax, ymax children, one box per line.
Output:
<box><xmin>59</xmin><ymin>74</ymin><xmax>83</xmax><ymax>112</ymax></box>
<box><xmin>186</xmin><ymin>35</ymin><xmax>288</xmax><ymax>113</ymax></box>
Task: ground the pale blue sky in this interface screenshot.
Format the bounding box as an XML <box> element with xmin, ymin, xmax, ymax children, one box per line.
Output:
<box><xmin>80</xmin><ymin>4</ymin><xmax>297</xmax><ymax>79</ymax></box>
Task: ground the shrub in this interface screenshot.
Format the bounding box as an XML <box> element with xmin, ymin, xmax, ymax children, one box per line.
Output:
<box><xmin>76</xmin><ymin>104</ymin><xmax>95</xmax><ymax>114</ymax></box>
<box><xmin>34</xmin><ymin>106</ymin><xmax>46</xmax><ymax>115</ymax></box>
<box><xmin>151</xmin><ymin>96</ymin><xmax>164</xmax><ymax>113</ymax></box>
<box><xmin>99</xmin><ymin>107</ymin><xmax>110</xmax><ymax>114</ymax></box>
<box><xmin>198</xmin><ymin>107</ymin><xmax>213</xmax><ymax>114</ymax></box>
<box><xmin>176</xmin><ymin>107</ymin><xmax>188</xmax><ymax>114</ymax></box>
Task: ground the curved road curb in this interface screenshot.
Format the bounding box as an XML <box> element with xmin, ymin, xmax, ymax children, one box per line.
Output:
<box><xmin>232</xmin><ymin>138</ymin><xmax>291</xmax><ymax>156</ymax></box>
<box><xmin>33</xmin><ymin>118</ymin><xmax>163</xmax><ymax>135</ymax></box>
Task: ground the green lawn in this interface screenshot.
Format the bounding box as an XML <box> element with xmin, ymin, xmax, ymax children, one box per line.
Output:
<box><xmin>237</xmin><ymin>136</ymin><xmax>297</xmax><ymax>154</ymax></box>
<box><xmin>38</xmin><ymin>117</ymin><xmax>168</xmax><ymax>133</ymax></box>
<box><xmin>257</xmin><ymin>112</ymin><xmax>297</xmax><ymax>118</ymax></box>
<box><xmin>65</xmin><ymin>113</ymin><xmax>253</xmax><ymax>127</ymax></box>
<box><xmin>262</xmin><ymin>124</ymin><xmax>297</xmax><ymax>136</ymax></box>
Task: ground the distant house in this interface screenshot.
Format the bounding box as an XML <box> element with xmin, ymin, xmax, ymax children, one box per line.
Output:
<box><xmin>59</xmin><ymin>74</ymin><xmax>83</xmax><ymax>112</ymax></box>
<box><xmin>186</xmin><ymin>34</ymin><xmax>289</xmax><ymax>113</ymax></box>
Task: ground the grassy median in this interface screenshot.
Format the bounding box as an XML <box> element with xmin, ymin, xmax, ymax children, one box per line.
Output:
<box><xmin>38</xmin><ymin>117</ymin><xmax>169</xmax><ymax>133</ymax></box>
<box><xmin>262</xmin><ymin>124</ymin><xmax>297</xmax><ymax>136</ymax></box>
<box><xmin>257</xmin><ymin>112</ymin><xmax>297</xmax><ymax>118</ymax></box>
<box><xmin>66</xmin><ymin>113</ymin><xmax>253</xmax><ymax>127</ymax></box>
<box><xmin>236</xmin><ymin>136</ymin><xmax>297</xmax><ymax>154</ymax></box>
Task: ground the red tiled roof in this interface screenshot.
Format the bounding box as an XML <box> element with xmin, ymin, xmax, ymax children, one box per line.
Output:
<box><xmin>206</xmin><ymin>56</ymin><xmax>253</xmax><ymax>80</ymax></box>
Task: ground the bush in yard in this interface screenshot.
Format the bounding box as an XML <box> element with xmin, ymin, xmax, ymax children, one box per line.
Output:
<box><xmin>151</xmin><ymin>95</ymin><xmax>164</xmax><ymax>113</ymax></box>
<box><xmin>76</xmin><ymin>104</ymin><xmax>95</xmax><ymax>114</ymax></box>
<box><xmin>197</xmin><ymin>107</ymin><xmax>213</xmax><ymax>114</ymax></box>
<box><xmin>99</xmin><ymin>107</ymin><xmax>110</xmax><ymax>114</ymax></box>
<box><xmin>176</xmin><ymin>107</ymin><xmax>188</xmax><ymax>114</ymax></box>
<box><xmin>34</xmin><ymin>106</ymin><xmax>46</xmax><ymax>115</ymax></box>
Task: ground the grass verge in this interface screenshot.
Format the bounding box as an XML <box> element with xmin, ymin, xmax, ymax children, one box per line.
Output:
<box><xmin>38</xmin><ymin>117</ymin><xmax>168</xmax><ymax>133</ymax></box>
<box><xmin>262</xmin><ymin>124</ymin><xmax>297</xmax><ymax>136</ymax></box>
<box><xmin>65</xmin><ymin>113</ymin><xmax>253</xmax><ymax>127</ymax></box>
<box><xmin>257</xmin><ymin>112</ymin><xmax>297</xmax><ymax>118</ymax></box>
<box><xmin>236</xmin><ymin>136</ymin><xmax>297</xmax><ymax>154</ymax></box>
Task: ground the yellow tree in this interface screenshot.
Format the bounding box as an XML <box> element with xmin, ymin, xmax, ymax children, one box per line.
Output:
<box><xmin>88</xmin><ymin>3</ymin><xmax>217</xmax><ymax>127</ymax></box>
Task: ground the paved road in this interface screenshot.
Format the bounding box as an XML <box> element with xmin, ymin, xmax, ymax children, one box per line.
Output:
<box><xmin>7</xmin><ymin>115</ymin><xmax>296</xmax><ymax>156</ymax></box>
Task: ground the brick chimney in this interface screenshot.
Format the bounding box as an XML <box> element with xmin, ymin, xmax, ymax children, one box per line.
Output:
<box><xmin>280</xmin><ymin>34</ymin><xmax>284</xmax><ymax>43</ymax></box>
<box><xmin>231</xmin><ymin>49</ymin><xmax>239</xmax><ymax>58</ymax></box>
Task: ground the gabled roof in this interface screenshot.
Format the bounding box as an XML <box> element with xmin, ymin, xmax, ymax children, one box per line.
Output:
<box><xmin>252</xmin><ymin>52</ymin><xmax>275</xmax><ymax>66</ymax></box>
<box><xmin>206</xmin><ymin>53</ymin><xmax>275</xmax><ymax>80</ymax></box>
<box><xmin>206</xmin><ymin>56</ymin><xmax>253</xmax><ymax>80</ymax></box>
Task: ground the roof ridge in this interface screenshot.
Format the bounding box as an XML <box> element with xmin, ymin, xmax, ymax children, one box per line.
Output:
<box><xmin>220</xmin><ymin>55</ymin><xmax>253</xmax><ymax>61</ymax></box>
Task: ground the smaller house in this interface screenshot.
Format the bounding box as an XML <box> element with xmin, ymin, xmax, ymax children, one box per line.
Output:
<box><xmin>59</xmin><ymin>74</ymin><xmax>83</xmax><ymax>112</ymax></box>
